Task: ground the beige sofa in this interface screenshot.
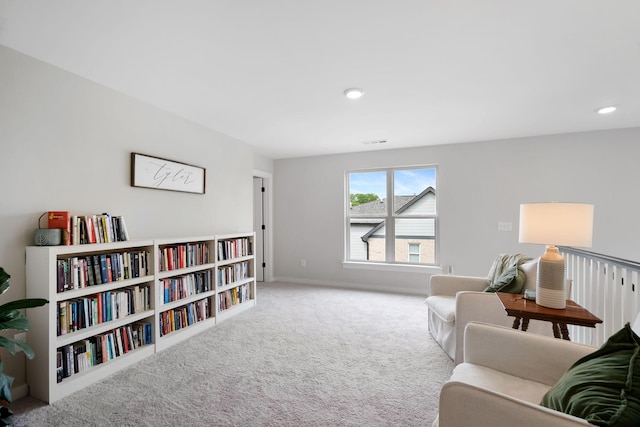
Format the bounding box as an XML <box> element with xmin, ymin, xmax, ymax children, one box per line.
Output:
<box><xmin>425</xmin><ymin>259</ymin><xmax>552</xmax><ymax>364</ymax></box>
<box><xmin>434</xmin><ymin>321</ymin><xmax>597</xmax><ymax>427</ymax></box>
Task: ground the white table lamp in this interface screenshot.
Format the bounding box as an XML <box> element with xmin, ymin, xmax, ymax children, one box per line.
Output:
<box><xmin>519</xmin><ymin>203</ymin><xmax>594</xmax><ymax>309</ymax></box>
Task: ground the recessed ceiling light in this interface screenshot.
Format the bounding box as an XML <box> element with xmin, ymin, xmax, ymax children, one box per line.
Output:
<box><xmin>596</xmin><ymin>106</ymin><xmax>617</xmax><ymax>114</ymax></box>
<box><xmin>344</xmin><ymin>88</ymin><xmax>365</xmax><ymax>99</ymax></box>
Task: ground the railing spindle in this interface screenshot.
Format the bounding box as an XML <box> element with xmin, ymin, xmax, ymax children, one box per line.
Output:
<box><xmin>559</xmin><ymin>247</ymin><xmax>640</xmax><ymax>347</ymax></box>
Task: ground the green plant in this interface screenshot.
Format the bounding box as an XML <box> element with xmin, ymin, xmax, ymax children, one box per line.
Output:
<box><xmin>0</xmin><ymin>267</ymin><xmax>47</xmax><ymax>425</ymax></box>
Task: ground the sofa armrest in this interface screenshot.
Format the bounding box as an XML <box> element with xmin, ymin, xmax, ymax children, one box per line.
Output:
<box><xmin>428</xmin><ymin>275</ymin><xmax>488</xmax><ymax>297</ymax></box>
<box><xmin>438</xmin><ymin>381</ymin><xmax>589</xmax><ymax>427</ymax></box>
<box><xmin>453</xmin><ymin>292</ymin><xmax>517</xmax><ymax>364</ymax></box>
<box><xmin>463</xmin><ymin>322</ymin><xmax>596</xmax><ymax>386</ymax></box>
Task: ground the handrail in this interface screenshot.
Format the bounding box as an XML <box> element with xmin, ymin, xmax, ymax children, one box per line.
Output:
<box><xmin>558</xmin><ymin>246</ymin><xmax>640</xmax><ymax>271</ymax></box>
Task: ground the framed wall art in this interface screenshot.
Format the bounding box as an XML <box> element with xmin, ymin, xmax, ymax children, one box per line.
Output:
<box><xmin>131</xmin><ymin>153</ymin><xmax>206</xmax><ymax>194</ymax></box>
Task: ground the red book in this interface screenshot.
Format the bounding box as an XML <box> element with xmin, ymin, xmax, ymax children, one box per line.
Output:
<box><xmin>97</xmin><ymin>296</ymin><xmax>103</xmax><ymax>325</ymax></box>
<box><xmin>48</xmin><ymin>211</ymin><xmax>71</xmax><ymax>245</ymax></box>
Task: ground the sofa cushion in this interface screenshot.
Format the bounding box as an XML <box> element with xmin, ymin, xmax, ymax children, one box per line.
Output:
<box><xmin>540</xmin><ymin>323</ymin><xmax>640</xmax><ymax>426</ymax></box>
<box><xmin>483</xmin><ymin>264</ymin><xmax>526</xmax><ymax>294</ymax></box>
<box><xmin>424</xmin><ymin>295</ymin><xmax>455</xmax><ymax>323</ymax></box>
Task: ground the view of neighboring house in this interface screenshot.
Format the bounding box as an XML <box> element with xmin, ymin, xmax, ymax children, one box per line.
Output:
<box><xmin>349</xmin><ymin>187</ymin><xmax>436</xmax><ymax>264</ymax></box>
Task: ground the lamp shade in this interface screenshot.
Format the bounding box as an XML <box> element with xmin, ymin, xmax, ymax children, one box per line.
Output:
<box><xmin>519</xmin><ymin>203</ymin><xmax>594</xmax><ymax>247</ymax></box>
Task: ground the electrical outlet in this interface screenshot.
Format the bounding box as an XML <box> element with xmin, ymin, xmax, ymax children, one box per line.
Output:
<box><xmin>14</xmin><ymin>332</ymin><xmax>26</xmax><ymax>353</ymax></box>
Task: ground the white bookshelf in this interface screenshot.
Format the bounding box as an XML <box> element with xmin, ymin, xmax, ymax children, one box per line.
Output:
<box><xmin>214</xmin><ymin>233</ymin><xmax>257</xmax><ymax>323</ymax></box>
<box><xmin>26</xmin><ymin>232</ymin><xmax>256</xmax><ymax>403</ymax></box>
<box><xmin>154</xmin><ymin>236</ymin><xmax>218</xmax><ymax>352</ymax></box>
<box><xmin>26</xmin><ymin>240</ymin><xmax>156</xmax><ymax>403</ymax></box>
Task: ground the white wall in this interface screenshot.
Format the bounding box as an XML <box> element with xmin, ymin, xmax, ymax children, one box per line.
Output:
<box><xmin>273</xmin><ymin>128</ymin><xmax>640</xmax><ymax>294</ymax></box>
<box><xmin>253</xmin><ymin>153</ymin><xmax>274</xmax><ymax>174</ymax></box>
<box><xmin>0</xmin><ymin>45</ymin><xmax>255</xmax><ymax>394</ymax></box>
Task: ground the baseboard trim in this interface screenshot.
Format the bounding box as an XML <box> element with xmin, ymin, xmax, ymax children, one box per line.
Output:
<box><xmin>11</xmin><ymin>384</ymin><xmax>29</xmax><ymax>401</ymax></box>
<box><xmin>272</xmin><ymin>276</ymin><xmax>426</xmax><ymax>296</ymax></box>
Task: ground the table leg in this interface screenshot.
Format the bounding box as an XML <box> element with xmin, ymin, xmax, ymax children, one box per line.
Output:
<box><xmin>551</xmin><ymin>323</ymin><xmax>561</xmax><ymax>339</ymax></box>
<box><xmin>521</xmin><ymin>317</ymin><xmax>530</xmax><ymax>332</ymax></box>
<box><xmin>559</xmin><ymin>323</ymin><xmax>570</xmax><ymax>340</ymax></box>
<box><xmin>512</xmin><ymin>317</ymin><xmax>521</xmax><ymax>330</ymax></box>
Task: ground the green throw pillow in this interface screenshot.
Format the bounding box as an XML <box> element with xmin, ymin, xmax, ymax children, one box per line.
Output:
<box><xmin>482</xmin><ymin>264</ymin><xmax>525</xmax><ymax>293</ymax></box>
<box><xmin>540</xmin><ymin>323</ymin><xmax>640</xmax><ymax>426</ymax></box>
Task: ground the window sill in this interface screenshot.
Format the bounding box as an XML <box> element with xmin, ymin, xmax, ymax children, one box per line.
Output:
<box><xmin>342</xmin><ymin>261</ymin><xmax>443</xmax><ymax>274</ymax></box>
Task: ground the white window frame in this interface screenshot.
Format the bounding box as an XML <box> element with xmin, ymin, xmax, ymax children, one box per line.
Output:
<box><xmin>344</xmin><ymin>165</ymin><xmax>438</xmax><ymax>269</ymax></box>
<box><xmin>408</xmin><ymin>242</ymin><xmax>421</xmax><ymax>263</ymax></box>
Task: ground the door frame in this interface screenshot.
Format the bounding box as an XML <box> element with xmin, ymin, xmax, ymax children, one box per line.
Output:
<box><xmin>253</xmin><ymin>169</ymin><xmax>273</xmax><ymax>282</ymax></box>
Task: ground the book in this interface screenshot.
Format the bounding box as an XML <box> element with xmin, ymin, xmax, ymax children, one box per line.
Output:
<box><xmin>56</xmin><ymin>260</ymin><xmax>65</xmax><ymax>292</ymax></box>
<box><xmin>99</xmin><ymin>255</ymin><xmax>108</xmax><ymax>284</ymax></box>
<box><xmin>81</xmin><ymin>339</ymin><xmax>93</xmax><ymax>370</ymax></box>
<box><xmin>48</xmin><ymin>211</ymin><xmax>71</xmax><ymax>245</ymax></box>
<box><xmin>71</xmin><ymin>215</ymin><xmax>79</xmax><ymax>245</ymax></box>
<box><xmin>100</xmin><ymin>213</ymin><xmax>113</xmax><ymax>242</ymax></box>
<box><xmin>58</xmin><ymin>301</ymin><xmax>67</xmax><ymax>335</ymax></box>
<box><xmin>93</xmin><ymin>336</ymin><xmax>103</xmax><ymax>365</ymax></box>
<box><xmin>91</xmin><ymin>215</ymin><xmax>101</xmax><ymax>244</ymax></box>
<box><xmin>83</xmin><ymin>215</ymin><xmax>96</xmax><ymax>244</ymax></box>
<box><xmin>70</xmin><ymin>257</ymin><xmax>79</xmax><ymax>290</ymax></box>
<box><xmin>62</xmin><ymin>344</ymin><xmax>74</xmax><ymax>378</ymax></box>
<box><xmin>118</xmin><ymin>216</ymin><xmax>130</xmax><ymax>241</ymax></box>
<box><xmin>97</xmin><ymin>294</ymin><xmax>103</xmax><ymax>324</ymax></box>
<box><xmin>83</xmin><ymin>298</ymin><xmax>90</xmax><ymax>330</ymax></box>
<box><xmin>85</xmin><ymin>256</ymin><xmax>95</xmax><ymax>286</ymax></box>
<box><xmin>56</xmin><ymin>351</ymin><xmax>63</xmax><ymax>383</ymax></box>
<box><xmin>92</xmin><ymin>254</ymin><xmax>102</xmax><ymax>285</ymax></box>
<box><xmin>97</xmin><ymin>216</ymin><xmax>105</xmax><ymax>243</ymax></box>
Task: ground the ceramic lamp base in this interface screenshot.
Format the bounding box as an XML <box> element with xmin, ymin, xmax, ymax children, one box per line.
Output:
<box><xmin>536</xmin><ymin>254</ymin><xmax>566</xmax><ymax>309</ymax></box>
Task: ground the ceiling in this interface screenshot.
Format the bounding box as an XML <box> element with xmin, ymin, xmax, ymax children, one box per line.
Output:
<box><xmin>1</xmin><ymin>1</ymin><xmax>639</xmax><ymax>159</ymax></box>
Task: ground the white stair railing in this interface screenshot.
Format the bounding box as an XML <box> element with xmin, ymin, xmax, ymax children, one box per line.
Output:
<box><xmin>560</xmin><ymin>246</ymin><xmax>640</xmax><ymax>347</ymax></box>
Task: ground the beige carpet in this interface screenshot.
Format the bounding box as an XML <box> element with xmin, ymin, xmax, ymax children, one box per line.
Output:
<box><xmin>12</xmin><ymin>282</ymin><xmax>454</xmax><ymax>426</ymax></box>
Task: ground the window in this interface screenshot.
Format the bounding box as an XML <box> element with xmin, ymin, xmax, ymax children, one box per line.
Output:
<box><xmin>408</xmin><ymin>243</ymin><xmax>421</xmax><ymax>263</ymax></box>
<box><xmin>346</xmin><ymin>166</ymin><xmax>437</xmax><ymax>265</ymax></box>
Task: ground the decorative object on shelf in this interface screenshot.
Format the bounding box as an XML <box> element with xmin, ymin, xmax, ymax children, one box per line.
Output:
<box><xmin>518</xmin><ymin>202</ymin><xmax>594</xmax><ymax>309</ymax></box>
<box><xmin>131</xmin><ymin>153</ymin><xmax>206</xmax><ymax>194</ymax></box>
<box><xmin>0</xmin><ymin>267</ymin><xmax>48</xmax><ymax>425</ymax></box>
<box><xmin>34</xmin><ymin>212</ymin><xmax>63</xmax><ymax>246</ymax></box>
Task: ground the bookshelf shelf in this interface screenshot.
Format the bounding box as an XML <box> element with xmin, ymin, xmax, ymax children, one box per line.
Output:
<box><xmin>217</xmin><ymin>300</ymin><xmax>255</xmax><ymax>323</ymax></box>
<box><xmin>218</xmin><ymin>278</ymin><xmax>253</xmax><ymax>292</ymax></box>
<box><xmin>52</xmin><ymin>344</ymin><xmax>155</xmax><ymax>402</ymax></box>
<box><xmin>55</xmin><ymin>275</ymin><xmax>154</xmax><ymax>301</ymax></box>
<box><xmin>55</xmin><ymin>310</ymin><xmax>155</xmax><ymax>348</ymax></box>
<box><xmin>156</xmin><ymin>263</ymin><xmax>216</xmax><ymax>280</ymax></box>
<box><xmin>217</xmin><ymin>255</ymin><xmax>254</xmax><ymax>267</ymax></box>
<box><xmin>26</xmin><ymin>233</ymin><xmax>255</xmax><ymax>403</ymax></box>
<box><xmin>155</xmin><ymin>316</ymin><xmax>216</xmax><ymax>352</ymax></box>
<box><xmin>159</xmin><ymin>290</ymin><xmax>217</xmax><ymax>312</ymax></box>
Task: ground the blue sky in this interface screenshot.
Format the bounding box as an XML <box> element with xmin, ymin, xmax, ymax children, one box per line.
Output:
<box><xmin>349</xmin><ymin>168</ymin><xmax>436</xmax><ymax>198</ymax></box>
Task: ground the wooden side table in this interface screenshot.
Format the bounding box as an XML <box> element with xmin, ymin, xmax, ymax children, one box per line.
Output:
<box><xmin>496</xmin><ymin>292</ymin><xmax>602</xmax><ymax>340</ymax></box>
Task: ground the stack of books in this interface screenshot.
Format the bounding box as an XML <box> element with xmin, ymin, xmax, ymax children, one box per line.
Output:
<box><xmin>47</xmin><ymin>211</ymin><xmax>130</xmax><ymax>245</ymax></box>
